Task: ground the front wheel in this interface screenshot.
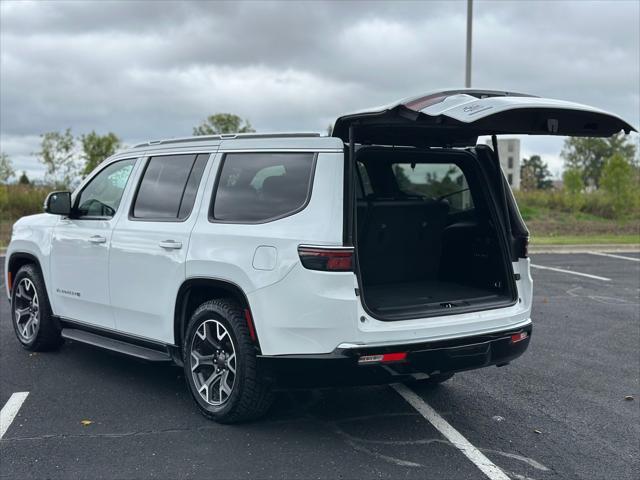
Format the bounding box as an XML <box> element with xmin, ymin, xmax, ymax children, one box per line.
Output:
<box><xmin>183</xmin><ymin>299</ymin><xmax>274</xmax><ymax>423</ymax></box>
<box><xmin>11</xmin><ymin>264</ymin><xmax>62</xmax><ymax>351</ymax></box>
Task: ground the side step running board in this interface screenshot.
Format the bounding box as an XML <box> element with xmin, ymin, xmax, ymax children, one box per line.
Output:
<box><xmin>61</xmin><ymin>328</ymin><xmax>172</xmax><ymax>363</ymax></box>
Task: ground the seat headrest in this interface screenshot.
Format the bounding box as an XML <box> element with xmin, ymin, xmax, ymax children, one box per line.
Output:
<box><xmin>261</xmin><ymin>175</ymin><xmax>291</xmax><ymax>198</ymax></box>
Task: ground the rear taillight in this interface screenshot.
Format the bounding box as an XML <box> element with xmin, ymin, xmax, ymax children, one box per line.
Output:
<box><xmin>298</xmin><ymin>246</ymin><xmax>354</xmax><ymax>272</ymax></box>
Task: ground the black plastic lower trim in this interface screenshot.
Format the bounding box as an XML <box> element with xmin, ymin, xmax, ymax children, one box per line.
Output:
<box><xmin>61</xmin><ymin>328</ymin><xmax>173</xmax><ymax>362</ymax></box>
<box><xmin>57</xmin><ymin>318</ymin><xmax>174</xmax><ymax>363</ymax></box>
<box><xmin>257</xmin><ymin>324</ymin><xmax>532</xmax><ymax>388</ymax></box>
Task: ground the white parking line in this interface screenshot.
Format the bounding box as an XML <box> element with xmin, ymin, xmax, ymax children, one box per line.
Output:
<box><xmin>531</xmin><ymin>264</ymin><xmax>611</xmax><ymax>282</ymax></box>
<box><xmin>0</xmin><ymin>392</ymin><xmax>29</xmax><ymax>439</ymax></box>
<box><xmin>588</xmin><ymin>252</ymin><xmax>640</xmax><ymax>262</ymax></box>
<box><xmin>392</xmin><ymin>383</ymin><xmax>510</xmax><ymax>480</ymax></box>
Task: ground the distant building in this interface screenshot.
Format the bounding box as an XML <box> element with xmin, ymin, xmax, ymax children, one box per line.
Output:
<box><xmin>485</xmin><ymin>138</ymin><xmax>521</xmax><ymax>190</ymax></box>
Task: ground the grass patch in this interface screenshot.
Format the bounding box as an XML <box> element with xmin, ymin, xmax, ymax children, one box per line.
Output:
<box><xmin>1</xmin><ymin>221</ymin><xmax>13</xmax><ymax>249</ymax></box>
<box><xmin>531</xmin><ymin>234</ymin><xmax>639</xmax><ymax>245</ymax></box>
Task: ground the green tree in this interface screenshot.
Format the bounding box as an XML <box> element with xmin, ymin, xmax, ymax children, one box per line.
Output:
<box><xmin>393</xmin><ymin>164</ymin><xmax>412</xmax><ymax>191</ymax></box>
<box><xmin>18</xmin><ymin>171</ymin><xmax>30</xmax><ymax>185</ymax></box>
<box><xmin>600</xmin><ymin>153</ymin><xmax>637</xmax><ymax>218</ymax></box>
<box><xmin>193</xmin><ymin>113</ymin><xmax>255</xmax><ymax>136</ymax></box>
<box><xmin>562</xmin><ymin>167</ymin><xmax>584</xmax><ymax>211</ymax></box>
<box><xmin>520</xmin><ymin>155</ymin><xmax>552</xmax><ymax>190</ymax></box>
<box><xmin>0</xmin><ymin>152</ymin><xmax>15</xmax><ymax>184</ymax></box>
<box><xmin>425</xmin><ymin>167</ymin><xmax>460</xmax><ymax>198</ymax></box>
<box><xmin>520</xmin><ymin>165</ymin><xmax>536</xmax><ymax>191</ymax></box>
<box><xmin>80</xmin><ymin>131</ymin><xmax>121</xmax><ymax>177</ymax></box>
<box><xmin>561</xmin><ymin>132</ymin><xmax>636</xmax><ymax>188</ymax></box>
<box><xmin>37</xmin><ymin>128</ymin><xmax>78</xmax><ymax>188</ymax></box>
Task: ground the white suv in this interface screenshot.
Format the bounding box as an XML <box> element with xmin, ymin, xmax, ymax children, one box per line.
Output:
<box><xmin>6</xmin><ymin>90</ymin><xmax>635</xmax><ymax>423</ymax></box>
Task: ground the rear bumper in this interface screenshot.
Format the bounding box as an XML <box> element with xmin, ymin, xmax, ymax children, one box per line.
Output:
<box><xmin>257</xmin><ymin>322</ymin><xmax>532</xmax><ymax>388</ymax></box>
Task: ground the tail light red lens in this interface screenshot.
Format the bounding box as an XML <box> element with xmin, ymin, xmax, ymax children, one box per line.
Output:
<box><xmin>298</xmin><ymin>246</ymin><xmax>354</xmax><ymax>272</ymax></box>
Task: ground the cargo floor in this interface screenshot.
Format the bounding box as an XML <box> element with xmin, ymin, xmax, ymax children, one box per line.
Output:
<box><xmin>365</xmin><ymin>281</ymin><xmax>502</xmax><ymax>313</ymax></box>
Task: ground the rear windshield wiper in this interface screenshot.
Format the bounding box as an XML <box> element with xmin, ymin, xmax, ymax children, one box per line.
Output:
<box><xmin>438</xmin><ymin>188</ymin><xmax>470</xmax><ymax>201</ymax></box>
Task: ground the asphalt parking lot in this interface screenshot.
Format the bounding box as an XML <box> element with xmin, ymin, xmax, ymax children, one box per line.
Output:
<box><xmin>1</xmin><ymin>252</ymin><xmax>638</xmax><ymax>480</ymax></box>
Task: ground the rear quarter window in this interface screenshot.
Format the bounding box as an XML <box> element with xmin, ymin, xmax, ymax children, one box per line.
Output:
<box><xmin>211</xmin><ymin>152</ymin><xmax>315</xmax><ymax>223</ymax></box>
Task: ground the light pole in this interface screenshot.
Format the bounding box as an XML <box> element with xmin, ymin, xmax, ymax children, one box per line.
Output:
<box><xmin>465</xmin><ymin>0</ymin><xmax>473</xmax><ymax>88</ymax></box>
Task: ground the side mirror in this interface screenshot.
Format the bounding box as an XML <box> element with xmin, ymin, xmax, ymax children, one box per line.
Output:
<box><xmin>44</xmin><ymin>191</ymin><xmax>72</xmax><ymax>216</ymax></box>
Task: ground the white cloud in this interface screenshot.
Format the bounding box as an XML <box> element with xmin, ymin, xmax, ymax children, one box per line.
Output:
<box><xmin>1</xmin><ymin>0</ymin><xmax>638</xmax><ymax>178</ymax></box>
<box><xmin>0</xmin><ymin>134</ymin><xmax>44</xmax><ymax>180</ymax></box>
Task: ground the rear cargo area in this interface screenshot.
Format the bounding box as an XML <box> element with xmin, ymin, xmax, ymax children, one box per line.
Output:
<box><xmin>355</xmin><ymin>147</ymin><xmax>516</xmax><ymax>320</ymax></box>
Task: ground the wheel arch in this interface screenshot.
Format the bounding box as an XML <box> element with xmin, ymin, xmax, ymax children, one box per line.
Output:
<box><xmin>7</xmin><ymin>252</ymin><xmax>45</xmax><ymax>294</ymax></box>
<box><xmin>174</xmin><ymin>277</ymin><xmax>260</xmax><ymax>352</ymax></box>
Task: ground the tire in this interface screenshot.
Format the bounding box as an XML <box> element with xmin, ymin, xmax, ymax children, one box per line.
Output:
<box><xmin>407</xmin><ymin>372</ymin><xmax>454</xmax><ymax>387</ymax></box>
<box><xmin>182</xmin><ymin>299</ymin><xmax>274</xmax><ymax>423</ymax></box>
<box><xmin>10</xmin><ymin>264</ymin><xmax>63</xmax><ymax>351</ymax></box>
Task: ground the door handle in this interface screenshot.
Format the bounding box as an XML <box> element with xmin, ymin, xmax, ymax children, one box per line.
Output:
<box><xmin>88</xmin><ymin>235</ymin><xmax>107</xmax><ymax>244</ymax></box>
<box><xmin>158</xmin><ymin>240</ymin><xmax>183</xmax><ymax>250</ymax></box>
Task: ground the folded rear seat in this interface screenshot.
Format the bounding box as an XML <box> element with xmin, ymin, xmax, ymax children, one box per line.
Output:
<box><xmin>359</xmin><ymin>198</ymin><xmax>449</xmax><ymax>285</ymax></box>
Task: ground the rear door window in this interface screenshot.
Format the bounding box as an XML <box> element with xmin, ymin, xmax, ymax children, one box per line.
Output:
<box><xmin>212</xmin><ymin>152</ymin><xmax>315</xmax><ymax>222</ymax></box>
<box><xmin>132</xmin><ymin>154</ymin><xmax>209</xmax><ymax>220</ymax></box>
<box><xmin>391</xmin><ymin>162</ymin><xmax>474</xmax><ymax>212</ymax></box>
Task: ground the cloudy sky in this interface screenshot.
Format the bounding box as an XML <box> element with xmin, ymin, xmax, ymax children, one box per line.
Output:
<box><xmin>1</xmin><ymin>0</ymin><xmax>638</xmax><ymax>180</ymax></box>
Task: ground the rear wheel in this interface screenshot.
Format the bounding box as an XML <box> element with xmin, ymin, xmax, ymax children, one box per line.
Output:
<box><xmin>183</xmin><ymin>299</ymin><xmax>274</xmax><ymax>423</ymax></box>
<box><xmin>11</xmin><ymin>264</ymin><xmax>62</xmax><ymax>351</ymax></box>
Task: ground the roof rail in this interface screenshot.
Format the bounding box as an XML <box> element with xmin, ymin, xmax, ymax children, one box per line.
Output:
<box><xmin>133</xmin><ymin>132</ymin><xmax>321</xmax><ymax>148</ymax></box>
